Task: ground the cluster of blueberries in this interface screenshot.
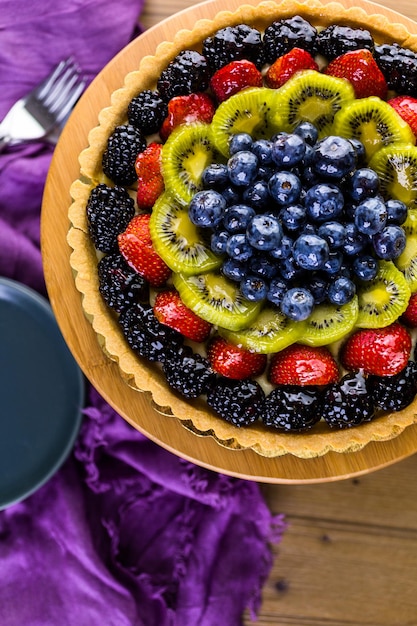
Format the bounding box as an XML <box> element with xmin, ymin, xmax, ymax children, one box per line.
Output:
<box><xmin>188</xmin><ymin>123</ymin><xmax>408</xmax><ymax>321</ymax></box>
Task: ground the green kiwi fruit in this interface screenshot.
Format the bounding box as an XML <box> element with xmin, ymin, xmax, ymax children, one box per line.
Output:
<box><xmin>162</xmin><ymin>123</ymin><xmax>220</xmax><ymax>205</ymax></box>
<box><xmin>300</xmin><ymin>297</ymin><xmax>359</xmax><ymax>347</ymax></box>
<box><xmin>172</xmin><ymin>271</ymin><xmax>262</xmax><ymax>331</ymax></box>
<box><xmin>356</xmin><ymin>261</ymin><xmax>411</xmax><ymax>328</ymax></box>
<box><xmin>333</xmin><ymin>97</ymin><xmax>415</xmax><ymax>162</ymax></box>
<box><xmin>394</xmin><ymin>209</ymin><xmax>417</xmax><ymax>291</ymax></box>
<box><xmin>274</xmin><ymin>70</ymin><xmax>354</xmax><ymax>137</ymax></box>
<box><xmin>218</xmin><ymin>306</ymin><xmax>306</xmax><ymax>353</ymax></box>
<box><xmin>210</xmin><ymin>87</ymin><xmax>282</xmax><ymax>157</ymax></box>
<box><xmin>149</xmin><ymin>192</ymin><xmax>222</xmax><ymax>275</ymax></box>
<box><xmin>369</xmin><ymin>145</ymin><xmax>417</xmax><ymax>209</ymax></box>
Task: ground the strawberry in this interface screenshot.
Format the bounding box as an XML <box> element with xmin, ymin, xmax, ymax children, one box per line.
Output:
<box><xmin>134</xmin><ymin>142</ymin><xmax>164</xmax><ymax>211</ymax></box>
<box><xmin>324</xmin><ymin>49</ymin><xmax>388</xmax><ymax>99</ymax></box>
<box><xmin>160</xmin><ymin>92</ymin><xmax>215</xmax><ymax>141</ymax></box>
<box><xmin>118</xmin><ymin>213</ymin><xmax>171</xmax><ymax>287</ymax></box>
<box><xmin>268</xmin><ymin>344</ymin><xmax>339</xmax><ymax>386</ymax></box>
<box><xmin>265</xmin><ymin>48</ymin><xmax>319</xmax><ymax>89</ymax></box>
<box><xmin>401</xmin><ymin>292</ymin><xmax>417</xmax><ymax>327</ymax></box>
<box><xmin>388</xmin><ymin>95</ymin><xmax>417</xmax><ymax>137</ymax></box>
<box><xmin>153</xmin><ymin>289</ymin><xmax>212</xmax><ymax>342</ymax></box>
<box><xmin>341</xmin><ymin>322</ymin><xmax>412</xmax><ymax>376</ymax></box>
<box><xmin>210</xmin><ymin>59</ymin><xmax>263</xmax><ymax>102</ymax></box>
<box><xmin>207</xmin><ymin>336</ymin><xmax>267</xmax><ymax>379</ymax></box>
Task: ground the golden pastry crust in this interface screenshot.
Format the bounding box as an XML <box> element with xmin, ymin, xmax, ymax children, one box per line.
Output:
<box><xmin>68</xmin><ymin>0</ymin><xmax>417</xmax><ymax>458</ymax></box>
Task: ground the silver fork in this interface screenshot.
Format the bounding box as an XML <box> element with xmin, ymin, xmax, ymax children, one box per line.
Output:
<box><xmin>0</xmin><ymin>58</ymin><xmax>86</xmax><ymax>152</ymax></box>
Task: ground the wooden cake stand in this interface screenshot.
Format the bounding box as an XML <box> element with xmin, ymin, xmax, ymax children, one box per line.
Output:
<box><xmin>41</xmin><ymin>0</ymin><xmax>417</xmax><ymax>483</ymax></box>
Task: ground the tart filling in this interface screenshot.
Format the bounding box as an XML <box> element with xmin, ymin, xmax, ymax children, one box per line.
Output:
<box><xmin>68</xmin><ymin>1</ymin><xmax>417</xmax><ymax>457</ymax></box>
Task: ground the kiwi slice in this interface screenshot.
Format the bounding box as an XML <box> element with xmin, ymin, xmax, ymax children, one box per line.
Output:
<box><xmin>300</xmin><ymin>297</ymin><xmax>359</xmax><ymax>347</ymax></box>
<box><xmin>149</xmin><ymin>192</ymin><xmax>222</xmax><ymax>275</ymax></box>
<box><xmin>395</xmin><ymin>235</ymin><xmax>417</xmax><ymax>292</ymax></box>
<box><xmin>162</xmin><ymin>123</ymin><xmax>220</xmax><ymax>205</ymax></box>
<box><xmin>369</xmin><ymin>145</ymin><xmax>417</xmax><ymax>209</ymax></box>
<box><xmin>274</xmin><ymin>70</ymin><xmax>354</xmax><ymax>137</ymax></box>
<box><xmin>333</xmin><ymin>97</ymin><xmax>415</xmax><ymax>162</ymax></box>
<box><xmin>356</xmin><ymin>261</ymin><xmax>411</xmax><ymax>328</ymax></box>
<box><xmin>172</xmin><ymin>271</ymin><xmax>262</xmax><ymax>331</ymax></box>
<box><xmin>211</xmin><ymin>87</ymin><xmax>282</xmax><ymax>157</ymax></box>
<box><xmin>219</xmin><ymin>306</ymin><xmax>306</xmax><ymax>353</ymax></box>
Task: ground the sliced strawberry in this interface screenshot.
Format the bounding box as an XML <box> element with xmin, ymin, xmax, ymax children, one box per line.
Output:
<box><xmin>207</xmin><ymin>336</ymin><xmax>267</xmax><ymax>379</ymax></box>
<box><xmin>160</xmin><ymin>92</ymin><xmax>216</xmax><ymax>141</ymax></box>
<box><xmin>134</xmin><ymin>142</ymin><xmax>164</xmax><ymax>211</ymax></box>
<box><xmin>325</xmin><ymin>49</ymin><xmax>387</xmax><ymax>99</ymax></box>
<box><xmin>401</xmin><ymin>292</ymin><xmax>417</xmax><ymax>327</ymax></box>
<box><xmin>118</xmin><ymin>213</ymin><xmax>171</xmax><ymax>287</ymax></box>
<box><xmin>265</xmin><ymin>48</ymin><xmax>319</xmax><ymax>89</ymax></box>
<box><xmin>341</xmin><ymin>322</ymin><xmax>412</xmax><ymax>376</ymax></box>
<box><xmin>154</xmin><ymin>289</ymin><xmax>212</xmax><ymax>342</ymax></box>
<box><xmin>388</xmin><ymin>95</ymin><xmax>417</xmax><ymax>137</ymax></box>
<box><xmin>210</xmin><ymin>59</ymin><xmax>263</xmax><ymax>102</ymax></box>
<box><xmin>268</xmin><ymin>344</ymin><xmax>339</xmax><ymax>386</ymax></box>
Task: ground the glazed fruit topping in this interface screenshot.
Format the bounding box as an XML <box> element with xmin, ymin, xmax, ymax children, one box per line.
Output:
<box><xmin>325</xmin><ymin>49</ymin><xmax>387</xmax><ymax>99</ymax></box>
<box><xmin>153</xmin><ymin>288</ymin><xmax>212</xmax><ymax>342</ymax></box>
<box><xmin>159</xmin><ymin>93</ymin><xmax>216</xmax><ymax>141</ymax></box>
<box><xmin>265</xmin><ymin>48</ymin><xmax>319</xmax><ymax>89</ymax></box>
<box><xmin>134</xmin><ymin>142</ymin><xmax>165</xmax><ymax>211</ymax></box>
<box><xmin>210</xmin><ymin>59</ymin><xmax>263</xmax><ymax>102</ymax></box>
<box><xmin>268</xmin><ymin>344</ymin><xmax>339</xmax><ymax>386</ymax></box>
<box><xmin>207</xmin><ymin>336</ymin><xmax>267</xmax><ymax>379</ymax></box>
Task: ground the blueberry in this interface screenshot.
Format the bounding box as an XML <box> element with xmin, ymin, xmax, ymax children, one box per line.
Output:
<box><xmin>229</xmin><ymin>133</ymin><xmax>254</xmax><ymax>155</ymax></box>
<box><xmin>222</xmin><ymin>185</ymin><xmax>241</xmax><ymax>206</ymax></box>
<box><xmin>251</xmin><ymin>139</ymin><xmax>274</xmax><ymax>164</ymax></box>
<box><xmin>246</xmin><ymin>214</ymin><xmax>283</xmax><ymax>251</ymax></box>
<box><xmin>386</xmin><ymin>199</ymin><xmax>408</xmax><ymax>225</ymax></box>
<box><xmin>269</xmin><ymin>235</ymin><xmax>293</xmax><ymax>260</ymax></box>
<box><xmin>349</xmin><ymin>138</ymin><xmax>366</xmax><ymax>164</ymax></box>
<box><xmin>269</xmin><ymin>171</ymin><xmax>302</xmax><ymax>206</ymax></box>
<box><xmin>293</xmin><ymin>233</ymin><xmax>329</xmax><ymax>270</ymax></box>
<box><xmin>309</xmin><ymin>275</ymin><xmax>328</xmax><ymax>304</ymax></box>
<box><xmin>227</xmin><ymin>150</ymin><xmax>258</xmax><ymax>186</ymax></box>
<box><xmin>355</xmin><ymin>196</ymin><xmax>387</xmax><ymax>235</ymax></box>
<box><xmin>202</xmin><ymin>163</ymin><xmax>229</xmax><ymax>189</ymax></box>
<box><xmin>240</xmin><ymin>275</ymin><xmax>268</xmax><ymax>301</ymax></box>
<box><xmin>322</xmin><ymin>250</ymin><xmax>344</xmax><ymax>275</ymax></box>
<box><xmin>293</xmin><ymin>121</ymin><xmax>319</xmax><ymax>146</ymax></box>
<box><xmin>257</xmin><ymin>164</ymin><xmax>275</xmax><ymax>181</ymax></box>
<box><xmin>223</xmin><ymin>204</ymin><xmax>256</xmax><ymax>233</ymax></box>
<box><xmin>188</xmin><ymin>189</ymin><xmax>226</xmax><ymax>228</ymax></box>
<box><xmin>349</xmin><ymin>167</ymin><xmax>380</xmax><ymax>202</ymax></box>
<box><xmin>279</xmin><ymin>255</ymin><xmax>305</xmax><ymax>282</ymax></box>
<box><xmin>342</xmin><ymin>222</ymin><xmax>368</xmax><ymax>256</ymax></box>
<box><xmin>327</xmin><ymin>276</ymin><xmax>356</xmax><ymax>305</ymax></box>
<box><xmin>242</xmin><ymin>180</ymin><xmax>271</xmax><ymax>208</ymax></box>
<box><xmin>210</xmin><ymin>229</ymin><xmax>229</xmax><ymax>254</ymax></box>
<box><xmin>271</xmin><ymin>133</ymin><xmax>306</xmax><ymax>168</ymax></box>
<box><xmin>279</xmin><ymin>204</ymin><xmax>306</xmax><ymax>232</ymax></box>
<box><xmin>312</xmin><ymin>135</ymin><xmax>357</xmax><ymax>179</ymax></box>
<box><xmin>267</xmin><ymin>277</ymin><xmax>288</xmax><ymax>305</ymax></box>
<box><xmin>222</xmin><ymin>258</ymin><xmax>247</xmax><ymax>281</ymax></box>
<box><xmin>281</xmin><ymin>287</ymin><xmax>315</xmax><ymax>321</ymax></box>
<box><xmin>226</xmin><ymin>233</ymin><xmax>254</xmax><ymax>261</ymax></box>
<box><xmin>372</xmin><ymin>225</ymin><xmax>407</xmax><ymax>260</ymax></box>
<box><xmin>317</xmin><ymin>221</ymin><xmax>346</xmax><ymax>249</ymax></box>
<box><xmin>249</xmin><ymin>254</ymin><xmax>279</xmax><ymax>279</ymax></box>
<box><xmin>352</xmin><ymin>255</ymin><xmax>379</xmax><ymax>281</ymax></box>
<box><xmin>304</xmin><ymin>183</ymin><xmax>344</xmax><ymax>222</ymax></box>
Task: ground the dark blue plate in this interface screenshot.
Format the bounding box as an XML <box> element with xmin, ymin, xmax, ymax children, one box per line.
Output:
<box><xmin>0</xmin><ymin>278</ymin><xmax>84</xmax><ymax>508</ymax></box>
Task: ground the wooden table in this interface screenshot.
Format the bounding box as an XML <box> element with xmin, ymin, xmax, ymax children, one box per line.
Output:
<box><xmin>145</xmin><ymin>1</ymin><xmax>417</xmax><ymax>624</ymax></box>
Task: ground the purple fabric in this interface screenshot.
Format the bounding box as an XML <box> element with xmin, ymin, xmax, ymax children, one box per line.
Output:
<box><xmin>0</xmin><ymin>2</ymin><xmax>286</xmax><ymax>624</ymax></box>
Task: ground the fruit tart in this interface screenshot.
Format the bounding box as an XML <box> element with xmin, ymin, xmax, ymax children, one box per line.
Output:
<box><xmin>68</xmin><ymin>0</ymin><xmax>417</xmax><ymax>458</ymax></box>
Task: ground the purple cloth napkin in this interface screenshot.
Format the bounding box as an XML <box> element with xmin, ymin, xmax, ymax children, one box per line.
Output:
<box><xmin>0</xmin><ymin>2</ymin><xmax>286</xmax><ymax>624</ymax></box>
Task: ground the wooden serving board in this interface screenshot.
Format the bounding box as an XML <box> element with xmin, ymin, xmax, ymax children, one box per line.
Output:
<box><xmin>41</xmin><ymin>0</ymin><xmax>417</xmax><ymax>483</ymax></box>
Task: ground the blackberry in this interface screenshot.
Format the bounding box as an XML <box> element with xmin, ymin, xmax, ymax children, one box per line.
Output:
<box><xmin>317</xmin><ymin>25</ymin><xmax>374</xmax><ymax>60</ymax></box>
<box><xmin>202</xmin><ymin>24</ymin><xmax>264</xmax><ymax>71</ymax></box>
<box><xmin>374</xmin><ymin>43</ymin><xmax>417</xmax><ymax>95</ymax></box>
<box><xmin>206</xmin><ymin>378</ymin><xmax>265</xmax><ymax>426</ymax></box>
<box><xmin>157</xmin><ymin>50</ymin><xmax>210</xmax><ymax>101</ymax></box>
<box><xmin>102</xmin><ymin>124</ymin><xmax>146</xmax><ymax>186</ymax></box>
<box><xmin>86</xmin><ymin>183</ymin><xmax>135</xmax><ymax>253</ymax></box>
<box><xmin>98</xmin><ymin>252</ymin><xmax>148</xmax><ymax>313</ymax></box>
<box><xmin>119</xmin><ymin>302</ymin><xmax>183</xmax><ymax>362</ymax></box>
<box><xmin>368</xmin><ymin>361</ymin><xmax>417</xmax><ymax>412</ymax></box>
<box><xmin>163</xmin><ymin>346</ymin><xmax>215</xmax><ymax>399</ymax></box>
<box><xmin>322</xmin><ymin>371</ymin><xmax>375</xmax><ymax>429</ymax></box>
<box><xmin>263</xmin><ymin>16</ymin><xmax>318</xmax><ymax>64</ymax></box>
<box><xmin>262</xmin><ymin>386</ymin><xmax>323</xmax><ymax>431</ymax></box>
<box><xmin>127</xmin><ymin>90</ymin><xmax>168</xmax><ymax>135</ymax></box>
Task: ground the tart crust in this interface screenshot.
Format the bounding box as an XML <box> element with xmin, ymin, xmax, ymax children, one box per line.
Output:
<box><xmin>68</xmin><ymin>0</ymin><xmax>417</xmax><ymax>458</ymax></box>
